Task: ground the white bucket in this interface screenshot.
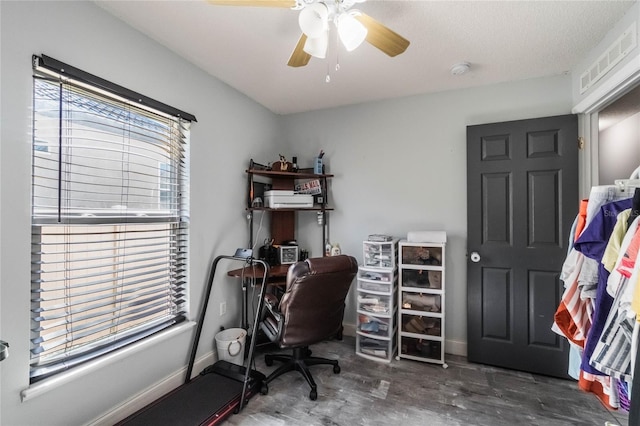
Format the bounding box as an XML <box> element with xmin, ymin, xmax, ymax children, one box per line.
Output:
<box><xmin>215</xmin><ymin>328</ymin><xmax>246</xmax><ymax>366</ymax></box>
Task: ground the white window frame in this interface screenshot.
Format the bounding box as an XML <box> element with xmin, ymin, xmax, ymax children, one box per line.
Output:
<box><xmin>29</xmin><ymin>55</ymin><xmax>194</xmax><ymax>384</ymax></box>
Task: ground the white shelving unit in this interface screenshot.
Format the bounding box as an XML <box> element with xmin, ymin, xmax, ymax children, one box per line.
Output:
<box><xmin>355</xmin><ymin>239</ymin><xmax>398</xmax><ymax>363</ymax></box>
<box><xmin>362</xmin><ymin>239</ymin><xmax>397</xmax><ymax>269</ymax></box>
<box><xmin>396</xmin><ymin>236</ymin><xmax>447</xmax><ymax>368</ymax></box>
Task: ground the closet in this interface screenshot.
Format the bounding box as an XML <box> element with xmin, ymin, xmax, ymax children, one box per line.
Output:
<box><xmin>598</xmin><ymin>84</ymin><xmax>640</xmax><ymax>185</ymax></box>
<box><xmin>555</xmin><ymin>85</ymin><xmax>640</xmax><ymax>419</ymax></box>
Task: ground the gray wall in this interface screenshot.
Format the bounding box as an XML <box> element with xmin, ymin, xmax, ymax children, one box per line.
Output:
<box><xmin>599</xmin><ymin>111</ymin><xmax>640</xmax><ymax>184</ymax></box>
<box><xmin>1</xmin><ymin>1</ymin><xmax>282</xmax><ymax>425</ymax></box>
<box><xmin>282</xmin><ymin>76</ymin><xmax>574</xmax><ymax>355</ymax></box>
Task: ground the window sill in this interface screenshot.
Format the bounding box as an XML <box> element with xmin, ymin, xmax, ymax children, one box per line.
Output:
<box><xmin>21</xmin><ymin>321</ymin><xmax>196</xmax><ymax>402</ymax></box>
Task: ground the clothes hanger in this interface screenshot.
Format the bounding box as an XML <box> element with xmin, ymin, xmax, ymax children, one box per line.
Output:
<box><xmin>614</xmin><ymin>165</ymin><xmax>640</xmax><ymax>195</ymax></box>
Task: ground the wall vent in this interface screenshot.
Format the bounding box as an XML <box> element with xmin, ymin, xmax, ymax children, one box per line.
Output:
<box><xmin>580</xmin><ymin>22</ymin><xmax>637</xmax><ymax>94</ymax></box>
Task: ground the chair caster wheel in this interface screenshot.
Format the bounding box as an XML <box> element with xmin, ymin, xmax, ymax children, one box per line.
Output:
<box><xmin>260</xmin><ymin>383</ymin><xmax>269</xmax><ymax>395</ymax></box>
<box><xmin>309</xmin><ymin>389</ymin><xmax>317</xmax><ymax>400</ymax></box>
<box><xmin>333</xmin><ymin>365</ymin><xmax>341</xmax><ymax>374</ymax></box>
<box><xmin>265</xmin><ymin>355</ymin><xmax>273</xmax><ymax>366</ymax></box>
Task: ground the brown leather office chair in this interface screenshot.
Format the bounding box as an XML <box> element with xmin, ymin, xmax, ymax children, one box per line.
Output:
<box><xmin>259</xmin><ymin>254</ymin><xmax>358</xmax><ymax>400</ymax></box>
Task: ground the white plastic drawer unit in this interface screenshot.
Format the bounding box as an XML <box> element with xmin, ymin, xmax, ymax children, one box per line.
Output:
<box><xmin>356</xmin><ymin>240</ymin><xmax>399</xmax><ymax>364</ymax></box>
<box><xmin>358</xmin><ymin>336</ymin><xmax>393</xmax><ymax>359</ymax></box>
<box><xmin>358</xmin><ymin>280</ymin><xmax>391</xmax><ymax>293</ymax></box>
<box><xmin>358</xmin><ymin>268</ymin><xmax>394</xmax><ymax>282</ymax></box>
<box><xmin>401</xmin><ymin>292</ymin><xmax>442</xmax><ymax>314</ymax></box>
<box><xmin>357</xmin><ymin>292</ymin><xmax>392</xmax><ymax>316</ymax></box>
<box><xmin>400</xmin><ymin>336</ymin><xmax>443</xmax><ymax>362</ymax></box>
<box><xmin>401</xmin><ymin>268</ymin><xmax>442</xmax><ymax>290</ymax></box>
<box><xmin>397</xmin><ymin>237</ymin><xmax>447</xmax><ymax>367</ymax></box>
<box><xmin>357</xmin><ymin>313</ymin><xmax>391</xmax><ymax>338</ymax></box>
<box><xmin>400</xmin><ymin>314</ymin><xmax>442</xmax><ymax>337</ymax></box>
<box><xmin>400</xmin><ymin>245</ymin><xmax>442</xmax><ymax>267</ymax></box>
<box><xmin>357</xmin><ymin>267</ymin><xmax>395</xmax><ymax>293</ymax></box>
<box><xmin>363</xmin><ymin>240</ymin><xmax>397</xmax><ymax>269</ymax></box>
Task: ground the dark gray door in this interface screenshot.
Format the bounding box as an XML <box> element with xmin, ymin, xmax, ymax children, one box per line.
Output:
<box><xmin>466</xmin><ymin>114</ymin><xmax>578</xmax><ymax>378</ymax></box>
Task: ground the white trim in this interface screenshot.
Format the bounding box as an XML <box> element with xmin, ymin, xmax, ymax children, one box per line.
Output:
<box><xmin>589</xmin><ymin>111</ymin><xmax>601</xmax><ymax>188</ymax></box>
<box><xmin>573</xmin><ymin>46</ymin><xmax>640</xmax><ymax>190</ymax></box>
<box><xmin>21</xmin><ymin>321</ymin><xmax>196</xmax><ymax>402</ymax></box>
<box><xmin>342</xmin><ymin>322</ymin><xmax>357</xmax><ymax>337</ymax></box>
<box><xmin>572</xmin><ymin>56</ymin><xmax>640</xmax><ymax>114</ymax></box>
<box><xmin>577</xmin><ymin>113</ymin><xmax>603</xmax><ymax>199</ymax></box>
<box><xmin>444</xmin><ymin>338</ymin><xmax>467</xmax><ymax>357</ymax></box>
<box><xmin>579</xmin><ymin>23</ymin><xmax>637</xmax><ymax>95</ymax></box>
<box><xmin>577</xmin><ymin>114</ymin><xmax>590</xmax><ymax>200</ymax></box>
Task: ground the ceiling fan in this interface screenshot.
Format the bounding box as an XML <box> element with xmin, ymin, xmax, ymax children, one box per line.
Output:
<box><xmin>207</xmin><ymin>0</ymin><xmax>410</xmax><ymax>67</ymax></box>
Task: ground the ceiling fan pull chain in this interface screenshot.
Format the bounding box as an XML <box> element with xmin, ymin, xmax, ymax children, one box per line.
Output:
<box><xmin>335</xmin><ymin>27</ymin><xmax>341</xmax><ymax>72</ymax></box>
<box><xmin>326</xmin><ymin>27</ymin><xmax>339</xmax><ymax>83</ymax></box>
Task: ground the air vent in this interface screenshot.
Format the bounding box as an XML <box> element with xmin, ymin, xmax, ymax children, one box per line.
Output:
<box><xmin>580</xmin><ymin>22</ymin><xmax>637</xmax><ymax>94</ymax></box>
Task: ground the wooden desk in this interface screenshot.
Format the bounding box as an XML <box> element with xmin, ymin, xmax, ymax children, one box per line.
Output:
<box><xmin>227</xmin><ymin>264</ymin><xmax>290</xmax><ymax>283</ymax></box>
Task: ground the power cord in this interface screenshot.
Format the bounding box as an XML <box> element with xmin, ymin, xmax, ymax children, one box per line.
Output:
<box><xmin>251</xmin><ymin>210</ymin><xmax>265</xmax><ymax>254</ymax></box>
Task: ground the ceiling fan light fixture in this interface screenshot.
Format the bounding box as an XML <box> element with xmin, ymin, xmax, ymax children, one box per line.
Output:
<box><xmin>298</xmin><ymin>2</ymin><xmax>329</xmax><ymax>39</ymax></box>
<box><xmin>303</xmin><ymin>32</ymin><xmax>328</xmax><ymax>58</ymax></box>
<box><xmin>337</xmin><ymin>11</ymin><xmax>368</xmax><ymax>52</ymax></box>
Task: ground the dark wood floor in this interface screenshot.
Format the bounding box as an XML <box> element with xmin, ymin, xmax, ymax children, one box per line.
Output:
<box><xmin>226</xmin><ymin>336</ymin><xmax>628</xmax><ymax>426</ymax></box>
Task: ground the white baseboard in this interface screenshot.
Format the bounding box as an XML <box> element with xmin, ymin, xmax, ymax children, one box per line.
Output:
<box><xmin>342</xmin><ymin>322</ymin><xmax>357</xmax><ymax>337</ymax></box>
<box><xmin>444</xmin><ymin>339</ymin><xmax>467</xmax><ymax>357</ymax></box>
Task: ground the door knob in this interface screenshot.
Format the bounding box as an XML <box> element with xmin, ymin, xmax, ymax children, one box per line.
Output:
<box><xmin>470</xmin><ymin>252</ymin><xmax>481</xmax><ymax>263</ymax></box>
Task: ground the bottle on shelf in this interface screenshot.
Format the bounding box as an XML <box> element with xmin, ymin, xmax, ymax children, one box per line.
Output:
<box><xmin>325</xmin><ymin>240</ymin><xmax>332</xmax><ymax>257</ymax></box>
<box><xmin>331</xmin><ymin>243</ymin><xmax>341</xmax><ymax>256</ymax></box>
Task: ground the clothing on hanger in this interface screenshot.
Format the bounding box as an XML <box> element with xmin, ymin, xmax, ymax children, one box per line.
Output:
<box><xmin>574</xmin><ymin>198</ymin><xmax>633</xmax><ymax>376</ymax></box>
<box><xmin>628</xmin><ymin>188</ymin><xmax>640</xmax><ymax>229</ymax></box>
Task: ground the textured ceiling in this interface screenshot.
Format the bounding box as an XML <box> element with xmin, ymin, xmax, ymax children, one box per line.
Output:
<box><xmin>95</xmin><ymin>0</ymin><xmax>636</xmax><ymax>115</ymax></box>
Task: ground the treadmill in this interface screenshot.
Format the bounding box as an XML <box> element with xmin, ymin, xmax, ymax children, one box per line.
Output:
<box><xmin>117</xmin><ymin>251</ymin><xmax>269</xmax><ymax>426</ymax></box>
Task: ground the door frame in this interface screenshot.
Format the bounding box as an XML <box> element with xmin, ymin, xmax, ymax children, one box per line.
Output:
<box><xmin>573</xmin><ymin>61</ymin><xmax>640</xmax><ymax>197</ymax></box>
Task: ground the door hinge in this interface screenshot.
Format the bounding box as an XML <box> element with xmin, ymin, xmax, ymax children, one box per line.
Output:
<box><xmin>578</xmin><ymin>137</ymin><xmax>585</xmax><ymax>150</ymax></box>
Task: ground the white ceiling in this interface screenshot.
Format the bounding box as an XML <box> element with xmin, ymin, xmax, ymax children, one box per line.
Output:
<box><xmin>94</xmin><ymin>0</ymin><xmax>636</xmax><ymax>115</ymax></box>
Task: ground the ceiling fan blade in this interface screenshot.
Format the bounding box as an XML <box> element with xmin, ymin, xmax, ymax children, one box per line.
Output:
<box><xmin>288</xmin><ymin>34</ymin><xmax>312</xmax><ymax>67</ymax></box>
<box><xmin>207</xmin><ymin>0</ymin><xmax>296</xmax><ymax>7</ymax></box>
<box><xmin>355</xmin><ymin>13</ymin><xmax>410</xmax><ymax>57</ymax></box>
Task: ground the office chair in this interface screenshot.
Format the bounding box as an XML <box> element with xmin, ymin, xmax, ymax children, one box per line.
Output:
<box><xmin>258</xmin><ymin>254</ymin><xmax>358</xmax><ymax>400</ymax></box>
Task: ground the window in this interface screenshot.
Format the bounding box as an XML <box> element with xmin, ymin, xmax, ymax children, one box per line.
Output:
<box><xmin>30</xmin><ymin>55</ymin><xmax>195</xmax><ymax>383</ymax></box>
<box><xmin>159</xmin><ymin>162</ymin><xmax>172</xmax><ymax>209</ymax></box>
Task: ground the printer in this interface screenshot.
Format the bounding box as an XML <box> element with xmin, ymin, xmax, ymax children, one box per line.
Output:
<box><xmin>264</xmin><ymin>190</ymin><xmax>313</xmax><ymax>208</ymax></box>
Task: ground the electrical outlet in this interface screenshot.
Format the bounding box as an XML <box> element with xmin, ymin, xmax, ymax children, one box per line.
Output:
<box><xmin>219</xmin><ymin>301</ymin><xmax>226</xmax><ymax>316</ymax></box>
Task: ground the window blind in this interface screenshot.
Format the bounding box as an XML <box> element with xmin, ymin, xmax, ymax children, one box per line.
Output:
<box><xmin>30</xmin><ymin>57</ymin><xmax>192</xmax><ymax>383</ymax></box>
